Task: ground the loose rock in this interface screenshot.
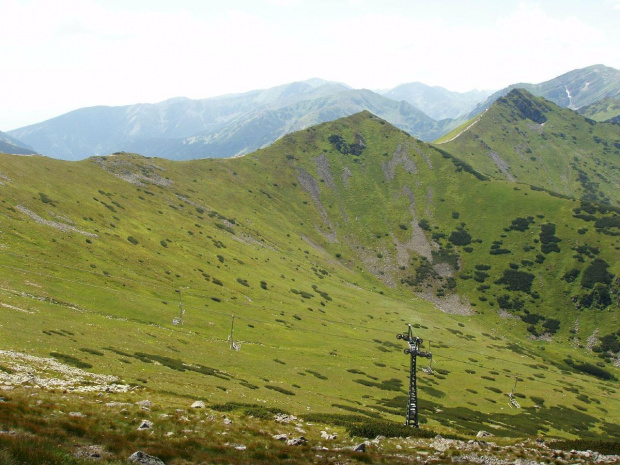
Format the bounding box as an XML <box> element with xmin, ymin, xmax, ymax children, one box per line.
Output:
<box><xmin>128</xmin><ymin>451</ymin><xmax>165</xmax><ymax>465</ymax></box>
<box><xmin>287</xmin><ymin>437</ymin><xmax>308</xmax><ymax>446</ymax></box>
<box><xmin>275</xmin><ymin>413</ymin><xmax>298</xmax><ymax>423</ymax></box>
<box><xmin>353</xmin><ymin>443</ymin><xmax>366</xmax><ymax>452</ymax></box>
<box><xmin>137</xmin><ymin>420</ymin><xmax>153</xmax><ymax>430</ymax></box>
<box><xmin>191</xmin><ymin>401</ymin><xmax>205</xmax><ymax>409</ymax></box>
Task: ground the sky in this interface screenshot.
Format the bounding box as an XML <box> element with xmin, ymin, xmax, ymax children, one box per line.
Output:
<box><xmin>2</xmin><ymin>0</ymin><xmax>620</xmax><ymax>130</ymax></box>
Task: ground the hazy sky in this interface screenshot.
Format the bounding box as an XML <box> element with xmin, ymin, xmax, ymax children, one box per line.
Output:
<box><xmin>2</xmin><ymin>0</ymin><xmax>620</xmax><ymax>130</ymax></box>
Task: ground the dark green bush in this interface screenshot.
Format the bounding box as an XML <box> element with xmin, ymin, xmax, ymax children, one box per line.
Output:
<box><xmin>542</xmin><ymin>319</ymin><xmax>560</xmax><ymax>334</ymax></box>
<box><xmin>562</xmin><ymin>268</ymin><xmax>580</xmax><ymax>283</ymax></box>
<box><xmin>495</xmin><ymin>269</ymin><xmax>535</xmax><ymax>293</ymax></box>
<box><xmin>572</xmin><ymin>361</ymin><xmax>616</xmax><ymax>380</ymax></box>
<box><xmin>449</xmin><ymin>229</ymin><xmax>472</xmax><ymax>246</ymax></box>
<box><xmin>509</xmin><ymin>217</ymin><xmax>532</xmax><ymax>231</ymax></box>
<box><xmin>264</xmin><ymin>385</ymin><xmax>295</xmax><ymax>396</ymax></box>
<box><xmin>520</xmin><ymin>313</ymin><xmax>544</xmax><ymax>325</ymax></box>
<box><xmin>49</xmin><ymin>352</ymin><xmax>92</xmax><ymax>369</ymax></box>
<box><xmin>581</xmin><ymin>258</ymin><xmax>613</xmax><ymax>288</ymax></box>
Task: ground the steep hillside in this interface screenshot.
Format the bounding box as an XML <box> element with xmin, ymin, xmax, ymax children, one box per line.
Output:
<box><xmin>438</xmin><ymin>89</ymin><xmax>620</xmax><ymax>206</ymax></box>
<box><xmin>578</xmin><ymin>97</ymin><xmax>620</xmax><ymax>122</ymax></box>
<box><xmin>467</xmin><ymin>64</ymin><xmax>620</xmax><ymax>118</ymax></box>
<box><xmin>0</xmin><ymin>130</ymin><xmax>36</xmax><ymax>155</ymax></box>
<box><xmin>0</xmin><ymin>113</ymin><xmax>618</xmax><ymax>453</ymax></box>
<box><xmin>382</xmin><ymin>82</ymin><xmax>492</xmax><ymax>120</ymax></box>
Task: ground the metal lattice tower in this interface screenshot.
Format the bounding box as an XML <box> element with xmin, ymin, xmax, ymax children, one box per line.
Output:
<box><xmin>397</xmin><ymin>324</ymin><xmax>432</xmax><ymax>427</ymax></box>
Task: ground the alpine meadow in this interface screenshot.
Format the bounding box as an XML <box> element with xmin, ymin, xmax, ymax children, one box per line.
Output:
<box><xmin>1</xmin><ymin>83</ymin><xmax>619</xmax><ymax>464</ymax></box>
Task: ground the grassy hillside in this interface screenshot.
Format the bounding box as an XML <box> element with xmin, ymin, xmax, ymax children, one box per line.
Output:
<box><xmin>578</xmin><ymin>97</ymin><xmax>620</xmax><ymax>122</ymax></box>
<box><xmin>0</xmin><ymin>112</ymin><xmax>618</xmax><ymax>462</ymax></box>
<box><xmin>438</xmin><ymin>89</ymin><xmax>620</xmax><ymax>207</ymax></box>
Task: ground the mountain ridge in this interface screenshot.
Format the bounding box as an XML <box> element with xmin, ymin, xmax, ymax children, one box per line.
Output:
<box><xmin>438</xmin><ymin>88</ymin><xmax>620</xmax><ymax>206</ymax></box>
<box><xmin>466</xmin><ymin>64</ymin><xmax>620</xmax><ymax>119</ymax></box>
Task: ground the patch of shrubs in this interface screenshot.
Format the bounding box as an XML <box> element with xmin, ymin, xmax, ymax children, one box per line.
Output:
<box><xmin>593</xmin><ymin>332</ymin><xmax>620</xmax><ymax>354</ymax></box>
<box><xmin>539</xmin><ymin>223</ymin><xmax>561</xmax><ymax>254</ymax></box>
<box><xmin>212</xmin><ymin>402</ymin><xmax>287</xmax><ymax>419</ymax></box>
<box><xmin>562</xmin><ymin>268</ymin><xmax>580</xmax><ymax>283</ymax></box>
<box><xmin>508</xmin><ymin>217</ymin><xmax>534</xmax><ymax>232</ymax></box>
<box><xmin>353</xmin><ymin>378</ymin><xmax>403</xmax><ymax>391</ymax></box>
<box><xmin>448</xmin><ymin>228</ymin><xmax>471</xmax><ymax>246</ymax></box>
<box><xmin>577</xmin><ymin>283</ymin><xmax>612</xmax><ymax>309</ymax></box>
<box><xmin>291</xmin><ymin>289</ymin><xmax>314</xmax><ymax>299</ymax></box>
<box><xmin>418</xmin><ymin>219</ymin><xmax>431</xmax><ymax>231</ymax></box>
<box><xmin>303</xmin><ymin>412</ymin><xmax>457</xmax><ymax>439</ymax></box>
<box><xmin>497</xmin><ymin>295</ymin><xmax>525</xmax><ymax>310</ymax></box>
<box><xmin>328</xmin><ymin>133</ymin><xmax>366</xmax><ymax>156</ymax></box>
<box><xmin>594</xmin><ymin>216</ymin><xmax>620</xmax><ymax>230</ymax></box>
<box><xmin>495</xmin><ymin>269</ymin><xmax>535</xmax><ymax>293</ymax></box>
<box><xmin>542</xmin><ymin>319</ymin><xmax>560</xmax><ymax>334</ymax></box>
<box><xmin>306</xmin><ymin>370</ymin><xmax>328</xmax><ymax>380</ymax></box>
<box><xmin>474</xmin><ymin>271</ymin><xmax>489</xmax><ymax>283</ymax></box>
<box><xmin>581</xmin><ymin>258</ymin><xmax>613</xmax><ymax>288</ymax></box>
<box><xmin>520</xmin><ymin>313</ymin><xmax>544</xmax><ymax>325</ymax></box>
<box><xmin>565</xmin><ymin>359</ymin><xmax>616</xmax><ymax>380</ymax></box>
<box><xmin>49</xmin><ymin>352</ymin><xmax>92</xmax><ymax>369</ymax></box>
<box><xmin>264</xmin><ymin>385</ymin><xmax>296</xmax><ymax>396</ymax></box>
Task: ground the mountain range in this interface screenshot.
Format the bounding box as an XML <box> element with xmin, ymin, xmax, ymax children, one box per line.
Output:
<box><xmin>7</xmin><ymin>80</ymin><xmax>453</xmax><ymax>160</ymax></box>
<box><xmin>0</xmin><ymin>130</ymin><xmax>36</xmax><ymax>155</ymax></box>
<box><xmin>0</xmin><ymin>87</ymin><xmax>619</xmax><ymax>462</ymax></box>
<box><xmin>466</xmin><ymin>64</ymin><xmax>620</xmax><ymax>118</ymax></box>
<box><xmin>7</xmin><ymin>65</ymin><xmax>620</xmax><ymax>162</ymax></box>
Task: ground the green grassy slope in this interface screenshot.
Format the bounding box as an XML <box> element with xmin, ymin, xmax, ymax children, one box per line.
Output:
<box><xmin>578</xmin><ymin>97</ymin><xmax>620</xmax><ymax>122</ymax></box>
<box><xmin>437</xmin><ymin>89</ymin><xmax>620</xmax><ymax>207</ymax></box>
<box><xmin>0</xmin><ymin>112</ymin><xmax>618</xmax><ymax>441</ymax></box>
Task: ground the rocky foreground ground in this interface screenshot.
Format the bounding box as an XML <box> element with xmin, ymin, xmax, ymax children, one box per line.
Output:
<box><xmin>0</xmin><ymin>350</ymin><xmax>618</xmax><ymax>464</ymax></box>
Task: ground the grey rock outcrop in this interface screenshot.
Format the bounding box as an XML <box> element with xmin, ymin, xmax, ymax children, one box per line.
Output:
<box><xmin>128</xmin><ymin>451</ymin><xmax>165</xmax><ymax>465</ymax></box>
